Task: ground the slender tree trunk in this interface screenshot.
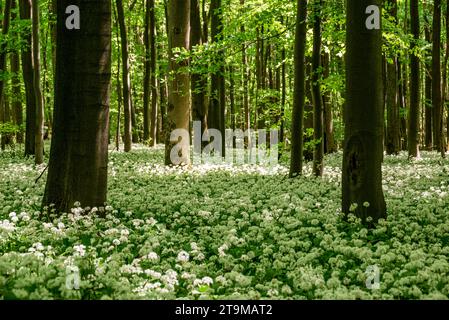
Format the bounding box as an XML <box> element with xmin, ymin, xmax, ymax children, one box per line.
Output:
<box><xmin>424</xmin><ymin>15</ymin><xmax>432</xmax><ymax>150</ymax></box>
<box><xmin>208</xmin><ymin>0</ymin><xmax>225</xmax><ymax>156</ymax></box>
<box><xmin>113</xmin><ymin>4</ymin><xmax>122</xmax><ymax>151</ymax></box>
<box><xmin>312</xmin><ymin>0</ymin><xmax>324</xmax><ymax>176</ymax></box>
<box><xmin>191</xmin><ymin>0</ymin><xmax>207</xmax><ymax>151</ymax></box>
<box><xmin>149</xmin><ymin>0</ymin><xmax>158</xmax><ymax>147</ymax></box>
<box><xmin>289</xmin><ymin>0</ymin><xmax>308</xmax><ymax>177</ymax></box>
<box><xmin>241</xmin><ymin>0</ymin><xmax>250</xmax><ymax>148</ymax></box>
<box><xmin>385</xmin><ymin>0</ymin><xmax>401</xmax><ymax>155</ymax></box>
<box><xmin>11</xmin><ymin>50</ymin><xmax>23</xmax><ymax>144</ymax></box>
<box><xmin>432</xmin><ymin>0</ymin><xmax>443</xmax><ymax>155</ymax></box>
<box><xmin>115</xmin><ymin>0</ymin><xmax>132</xmax><ymax>152</ymax></box>
<box><xmin>0</xmin><ymin>0</ymin><xmax>12</xmax><ymax>139</ymax></box>
<box><xmin>408</xmin><ymin>0</ymin><xmax>420</xmax><ymax>157</ymax></box>
<box><xmin>165</xmin><ymin>0</ymin><xmax>190</xmax><ymax>165</ymax></box>
<box><xmin>229</xmin><ymin>66</ymin><xmax>236</xmax><ymax>147</ymax></box>
<box><xmin>43</xmin><ymin>0</ymin><xmax>111</xmax><ymax>212</ymax></box>
<box><xmin>31</xmin><ymin>0</ymin><xmax>44</xmax><ymax>164</ymax></box>
<box><xmin>143</xmin><ymin>0</ymin><xmax>151</xmax><ymax>142</ymax></box>
<box><xmin>19</xmin><ymin>0</ymin><xmax>36</xmax><ymax>156</ymax></box>
<box><xmin>443</xmin><ymin>0</ymin><xmax>449</xmax><ymax>151</ymax></box>
<box><xmin>322</xmin><ymin>51</ymin><xmax>336</xmax><ymax>154</ymax></box>
<box><xmin>343</xmin><ymin>0</ymin><xmax>386</xmax><ymax>223</ymax></box>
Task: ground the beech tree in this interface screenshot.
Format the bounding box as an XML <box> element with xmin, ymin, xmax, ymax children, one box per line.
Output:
<box><xmin>43</xmin><ymin>0</ymin><xmax>111</xmax><ymax>212</ymax></box>
<box><xmin>164</xmin><ymin>0</ymin><xmax>191</xmax><ymax>165</ymax></box>
<box><xmin>342</xmin><ymin>0</ymin><xmax>386</xmax><ymax>223</ymax></box>
<box><xmin>289</xmin><ymin>0</ymin><xmax>308</xmax><ymax>177</ymax></box>
<box><xmin>31</xmin><ymin>0</ymin><xmax>44</xmax><ymax>165</ymax></box>
<box><xmin>408</xmin><ymin>0</ymin><xmax>420</xmax><ymax>158</ymax></box>
<box><xmin>115</xmin><ymin>0</ymin><xmax>132</xmax><ymax>152</ymax></box>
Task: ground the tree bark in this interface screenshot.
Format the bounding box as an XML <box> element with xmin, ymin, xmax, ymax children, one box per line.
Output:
<box><xmin>19</xmin><ymin>0</ymin><xmax>36</xmax><ymax>156</ymax></box>
<box><xmin>43</xmin><ymin>0</ymin><xmax>111</xmax><ymax>212</ymax></box>
<box><xmin>0</xmin><ymin>0</ymin><xmax>12</xmax><ymax>149</ymax></box>
<box><xmin>343</xmin><ymin>0</ymin><xmax>387</xmax><ymax>223</ymax></box>
<box><xmin>322</xmin><ymin>51</ymin><xmax>336</xmax><ymax>154</ymax></box>
<box><xmin>208</xmin><ymin>0</ymin><xmax>225</xmax><ymax>156</ymax></box>
<box><xmin>143</xmin><ymin>0</ymin><xmax>151</xmax><ymax>142</ymax></box>
<box><xmin>432</xmin><ymin>0</ymin><xmax>443</xmax><ymax>155</ymax></box>
<box><xmin>424</xmin><ymin>17</ymin><xmax>432</xmax><ymax>150</ymax></box>
<box><xmin>312</xmin><ymin>0</ymin><xmax>324</xmax><ymax>176</ymax></box>
<box><xmin>289</xmin><ymin>0</ymin><xmax>308</xmax><ymax>177</ymax></box>
<box><xmin>31</xmin><ymin>0</ymin><xmax>44</xmax><ymax>164</ymax></box>
<box><xmin>385</xmin><ymin>0</ymin><xmax>401</xmax><ymax>155</ymax></box>
<box><xmin>191</xmin><ymin>0</ymin><xmax>207</xmax><ymax>152</ymax></box>
<box><xmin>408</xmin><ymin>0</ymin><xmax>420</xmax><ymax>158</ymax></box>
<box><xmin>149</xmin><ymin>0</ymin><xmax>158</xmax><ymax>147</ymax></box>
<box><xmin>11</xmin><ymin>50</ymin><xmax>23</xmax><ymax>144</ymax></box>
<box><xmin>164</xmin><ymin>0</ymin><xmax>190</xmax><ymax>165</ymax></box>
<box><xmin>115</xmin><ymin>0</ymin><xmax>132</xmax><ymax>152</ymax></box>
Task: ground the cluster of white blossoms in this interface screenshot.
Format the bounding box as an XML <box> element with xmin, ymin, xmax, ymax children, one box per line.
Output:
<box><xmin>177</xmin><ymin>251</ymin><xmax>190</xmax><ymax>263</ymax></box>
<box><xmin>0</xmin><ymin>219</ymin><xmax>15</xmax><ymax>233</ymax></box>
<box><xmin>218</xmin><ymin>244</ymin><xmax>229</xmax><ymax>257</ymax></box>
<box><xmin>146</xmin><ymin>252</ymin><xmax>159</xmax><ymax>261</ymax></box>
<box><xmin>73</xmin><ymin>244</ymin><xmax>86</xmax><ymax>257</ymax></box>
<box><xmin>193</xmin><ymin>276</ymin><xmax>214</xmax><ymax>287</ymax></box>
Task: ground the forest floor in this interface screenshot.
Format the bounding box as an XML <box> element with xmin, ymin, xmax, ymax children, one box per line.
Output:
<box><xmin>1</xmin><ymin>145</ymin><xmax>449</xmax><ymax>299</ymax></box>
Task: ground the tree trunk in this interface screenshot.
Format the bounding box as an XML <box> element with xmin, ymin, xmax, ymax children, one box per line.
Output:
<box><xmin>113</xmin><ymin>3</ymin><xmax>122</xmax><ymax>151</ymax></box>
<box><xmin>0</xmin><ymin>0</ymin><xmax>12</xmax><ymax>148</ymax></box>
<box><xmin>408</xmin><ymin>0</ymin><xmax>420</xmax><ymax>158</ymax></box>
<box><xmin>385</xmin><ymin>0</ymin><xmax>401</xmax><ymax>155</ymax></box>
<box><xmin>143</xmin><ymin>0</ymin><xmax>151</xmax><ymax>142</ymax></box>
<box><xmin>164</xmin><ymin>0</ymin><xmax>190</xmax><ymax>165</ymax></box>
<box><xmin>149</xmin><ymin>0</ymin><xmax>158</xmax><ymax>147</ymax></box>
<box><xmin>443</xmin><ymin>0</ymin><xmax>449</xmax><ymax>151</ymax></box>
<box><xmin>115</xmin><ymin>0</ymin><xmax>132</xmax><ymax>152</ymax></box>
<box><xmin>43</xmin><ymin>0</ymin><xmax>111</xmax><ymax>212</ymax></box>
<box><xmin>19</xmin><ymin>0</ymin><xmax>36</xmax><ymax>156</ymax></box>
<box><xmin>31</xmin><ymin>0</ymin><xmax>44</xmax><ymax>164</ymax></box>
<box><xmin>241</xmin><ymin>0</ymin><xmax>250</xmax><ymax>148</ymax></box>
<box><xmin>191</xmin><ymin>0</ymin><xmax>207</xmax><ymax>152</ymax></box>
<box><xmin>343</xmin><ymin>0</ymin><xmax>386</xmax><ymax>223</ymax></box>
<box><xmin>432</xmin><ymin>0</ymin><xmax>443</xmax><ymax>155</ymax></box>
<box><xmin>208</xmin><ymin>0</ymin><xmax>225</xmax><ymax>156</ymax></box>
<box><xmin>312</xmin><ymin>0</ymin><xmax>324</xmax><ymax>177</ymax></box>
<box><xmin>322</xmin><ymin>51</ymin><xmax>336</xmax><ymax>154</ymax></box>
<box><xmin>11</xmin><ymin>50</ymin><xmax>23</xmax><ymax>144</ymax></box>
<box><xmin>289</xmin><ymin>0</ymin><xmax>308</xmax><ymax>177</ymax></box>
<box><xmin>424</xmin><ymin>18</ymin><xmax>432</xmax><ymax>149</ymax></box>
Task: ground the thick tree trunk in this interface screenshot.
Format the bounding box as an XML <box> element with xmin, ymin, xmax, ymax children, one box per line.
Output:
<box><xmin>289</xmin><ymin>0</ymin><xmax>308</xmax><ymax>177</ymax></box>
<box><xmin>312</xmin><ymin>0</ymin><xmax>324</xmax><ymax>177</ymax></box>
<box><xmin>116</xmin><ymin>0</ymin><xmax>132</xmax><ymax>152</ymax></box>
<box><xmin>164</xmin><ymin>0</ymin><xmax>190</xmax><ymax>165</ymax></box>
<box><xmin>408</xmin><ymin>0</ymin><xmax>420</xmax><ymax>157</ymax></box>
<box><xmin>432</xmin><ymin>0</ymin><xmax>443</xmax><ymax>155</ymax></box>
<box><xmin>31</xmin><ymin>0</ymin><xmax>44</xmax><ymax>164</ymax></box>
<box><xmin>343</xmin><ymin>0</ymin><xmax>386</xmax><ymax>223</ymax></box>
<box><xmin>43</xmin><ymin>0</ymin><xmax>111</xmax><ymax>212</ymax></box>
<box><xmin>19</xmin><ymin>0</ymin><xmax>36</xmax><ymax>156</ymax></box>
